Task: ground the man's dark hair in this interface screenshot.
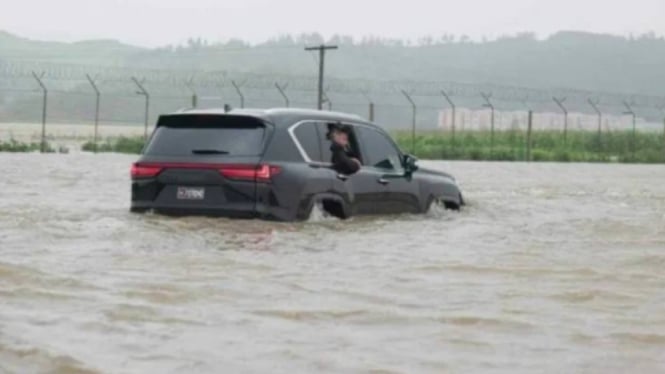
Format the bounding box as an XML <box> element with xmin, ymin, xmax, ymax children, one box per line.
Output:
<box><xmin>326</xmin><ymin>122</ymin><xmax>351</xmax><ymax>140</ymax></box>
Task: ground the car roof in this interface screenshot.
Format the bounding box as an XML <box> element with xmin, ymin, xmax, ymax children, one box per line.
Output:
<box><xmin>168</xmin><ymin>107</ymin><xmax>377</xmax><ymax>129</ymax></box>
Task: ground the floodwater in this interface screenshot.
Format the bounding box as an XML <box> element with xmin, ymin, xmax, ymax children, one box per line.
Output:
<box><xmin>0</xmin><ymin>154</ymin><xmax>664</xmax><ymax>374</ymax></box>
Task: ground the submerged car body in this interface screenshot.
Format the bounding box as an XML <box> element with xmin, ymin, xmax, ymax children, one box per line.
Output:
<box><xmin>130</xmin><ymin>108</ymin><xmax>463</xmax><ymax>221</ymax></box>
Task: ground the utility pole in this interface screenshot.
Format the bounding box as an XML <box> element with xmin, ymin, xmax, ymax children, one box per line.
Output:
<box><xmin>305</xmin><ymin>44</ymin><xmax>338</xmax><ymax>110</ymax></box>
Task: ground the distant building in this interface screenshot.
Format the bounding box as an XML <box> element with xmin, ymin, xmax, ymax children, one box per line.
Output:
<box><xmin>438</xmin><ymin>108</ymin><xmax>659</xmax><ymax>132</ymax></box>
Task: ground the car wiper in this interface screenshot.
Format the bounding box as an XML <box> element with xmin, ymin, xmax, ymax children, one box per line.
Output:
<box><xmin>191</xmin><ymin>149</ymin><xmax>230</xmax><ymax>155</ymax></box>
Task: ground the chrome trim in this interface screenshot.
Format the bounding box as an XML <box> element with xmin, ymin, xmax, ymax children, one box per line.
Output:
<box><xmin>287</xmin><ymin>120</ymin><xmax>318</xmax><ymax>163</ymax></box>
<box><xmin>287</xmin><ymin>119</ymin><xmax>393</xmax><ymax>166</ymax></box>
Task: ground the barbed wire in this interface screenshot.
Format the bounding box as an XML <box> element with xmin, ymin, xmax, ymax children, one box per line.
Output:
<box><xmin>2</xmin><ymin>60</ymin><xmax>665</xmax><ymax>119</ymax></box>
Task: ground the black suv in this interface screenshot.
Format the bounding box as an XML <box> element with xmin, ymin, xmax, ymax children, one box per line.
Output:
<box><xmin>131</xmin><ymin>108</ymin><xmax>463</xmax><ymax>221</ymax></box>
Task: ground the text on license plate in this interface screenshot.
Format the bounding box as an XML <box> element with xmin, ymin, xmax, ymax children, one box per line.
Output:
<box><xmin>177</xmin><ymin>187</ymin><xmax>205</xmax><ymax>200</ymax></box>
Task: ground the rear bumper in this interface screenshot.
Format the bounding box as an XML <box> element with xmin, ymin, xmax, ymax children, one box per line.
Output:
<box><xmin>130</xmin><ymin>202</ymin><xmax>295</xmax><ymax>221</ymax></box>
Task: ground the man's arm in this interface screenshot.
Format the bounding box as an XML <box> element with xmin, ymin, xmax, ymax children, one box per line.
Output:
<box><xmin>331</xmin><ymin>143</ymin><xmax>361</xmax><ymax>174</ymax></box>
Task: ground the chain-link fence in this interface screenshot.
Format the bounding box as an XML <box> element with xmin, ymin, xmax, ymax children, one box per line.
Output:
<box><xmin>1</xmin><ymin>62</ymin><xmax>664</xmax><ymax>162</ymax></box>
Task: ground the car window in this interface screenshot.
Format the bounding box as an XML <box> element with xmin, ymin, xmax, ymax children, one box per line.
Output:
<box><xmin>317</xmin><ymin>123</ymin><xmax>332</xmax><ymax>163</ymax></box>
<box><xmin>144</xmin><ymin>115</ymin><xmax>266</xmax><ymax>156</ymax></box>
<box><xmin>357</xmin><ymin>127</ymin><xmax>403</xmax><ymax>171</ymax></box>
<box><xmin>316</xmin><ymin>122</ymin><xmax>364</xmax><ymax>165</ymax></box>
<box><xmin>293</xmin><ymin>122</ymin><xmax>322</xmax><ymax>162</ymax></box>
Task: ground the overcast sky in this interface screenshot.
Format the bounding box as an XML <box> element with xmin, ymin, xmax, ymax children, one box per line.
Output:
<box><xmin>2</xmin><ymin>0</ymin><xmax>663</xmax><ymax>47</ymax></box>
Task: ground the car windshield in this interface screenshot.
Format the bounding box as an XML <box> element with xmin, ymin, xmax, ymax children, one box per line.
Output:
<box><xmin>143</xmin><ymin>115</ymin><xmax>267</xmax><ymax>156</ymax></box>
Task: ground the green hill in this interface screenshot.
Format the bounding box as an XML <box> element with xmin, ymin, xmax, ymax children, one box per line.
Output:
<box><xmin>2</xmin><ymin>30</ymin><xmax>665</xmax><ymax>95</ymax></box>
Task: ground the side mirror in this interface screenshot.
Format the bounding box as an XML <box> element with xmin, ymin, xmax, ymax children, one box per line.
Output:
<box><xmin>403</xmin><ymin>154</ymin><xmax>419</xmax><ymax>175</ymax></box>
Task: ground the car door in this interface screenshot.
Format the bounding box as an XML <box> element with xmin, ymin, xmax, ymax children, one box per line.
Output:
<box><xmin>289</xmin><ymin>121</ymin><xmax>338</xmax><ymax>213</ymax></box>
<box><xmin>355</xmin><ymin>126</ymin><xmax>421</xmax><ymax>214</ymax></box>
<box><xmin>317</xmin><ymin>122</ymin><xmax>387</xmax><ymax>216</ymax></box>
<box><xmin>342</xmin><ymin>167</ymin><xmax>391</xmax><ymax>215</ymax></box>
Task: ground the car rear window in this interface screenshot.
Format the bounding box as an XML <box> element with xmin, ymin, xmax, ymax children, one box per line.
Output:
<box><xmin>144</xmin><ymin>115</ymin><xmax>267</xmax><ymax>156</ymax></box>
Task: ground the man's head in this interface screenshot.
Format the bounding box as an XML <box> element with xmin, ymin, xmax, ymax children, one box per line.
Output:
<box><xmin>327</xmin><ymin>123</ymin><xmax>350</xmax><ymax>147</ymax></box>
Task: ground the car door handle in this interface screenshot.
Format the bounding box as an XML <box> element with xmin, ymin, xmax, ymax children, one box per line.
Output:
<box><xmin>377</xmin><ymin>178</ymin><xmax>390</xmax><ymax>185</ymax></box>
<box><xmin>337</xmin><ymin>174</ymin><xmax>349</xmax><ymax>181</ymax></box>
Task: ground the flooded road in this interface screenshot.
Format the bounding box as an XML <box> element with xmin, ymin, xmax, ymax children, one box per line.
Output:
<box><xmin>0</xmin><ymin>154</ymin><xmax>664</xmax><ymax>374</ymax></box>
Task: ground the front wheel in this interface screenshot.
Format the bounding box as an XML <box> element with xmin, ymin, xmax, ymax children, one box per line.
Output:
<box><xmin>427</xmin><ymin>196</ymin><xmax>461</xmax><ymax>213</ymax></box>
<box><xmin>425</xmin><ymin>196</ymin><xmax>442</xmax><ymax>213</ymax></box>
<box><xmin>300</xmin><ymin>199</ymin><xmax>348</xmax><ymax>221</ymax></box>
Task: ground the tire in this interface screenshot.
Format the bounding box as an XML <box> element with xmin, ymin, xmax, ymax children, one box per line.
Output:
<box><xmin>429</xmin><ymin>196</ymin><xmax>461</xmax><ymax>212</ymax></box>
<box><xmin>425</xmin><ymin>196</ymin><xmax>441</xmax><ymax>213</ymax></box>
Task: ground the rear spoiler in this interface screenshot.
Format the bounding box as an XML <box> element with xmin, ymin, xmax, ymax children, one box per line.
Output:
<box><xmin>155</xmin><ymin>113</ymin><xmax>268</xmax><ymax>129</ymax></box>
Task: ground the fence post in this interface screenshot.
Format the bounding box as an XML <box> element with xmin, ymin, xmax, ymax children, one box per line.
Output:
<box><xmin>131</xmin><ymin>77</ymin><xmax>150</xmax><ymax>141</ymax></box>
<box><xmin>31</xmin><ymin>71</ymin><xmax>48</xmax><ymax>153</ymax></box>
<box><xmin>553</xmin><ymin>96</ymin><xmax>568</xmax><ymax>145</ymax></box>
<box><xmin>217</xmin><ymin>79</ymin><xmax>226</xmax><ymax>106</ymax></box>
<box><xmin>623</xmin><ymin>101</ymin><xmax>636</xmax><ymax>161</ymax></box>
<box><xmin>526</xmin><ymin>110</ymin><xmax>533</xmax><ymax>161</ymax></box>
<box><xmin>185</xmin><ymin>78</ymin><xmax>198</xmax><ymax>108</ymax></box>
<box><xmin>231</xmin><ymin>80</ymin><xmax>245</xmax><ymax>108</ymax></box>
<box><xmin>481</xmin><ymin>92</ymin><xmax>495</xmax><ymax>157</ymax></box>
<box><xmin>441</xmin><ymin>90</ymin><xmax>456</xmax><ymax>158</ymax></box>
<box><xmin>275</xmin><ymin>82</ymin><xmax>289</xmax><ymax>107</ymax></box>
<box><xmin>401</xmin><ymin>90</ymin><xmax>417</xmax><ymax>155</ymax></box>
<box><xmin>323</xmin><ymin>90</ymin><xmax>332</xmax><ymax>110</ymax></box>
<box><xmin>661</xmin><ymin>107</ymin><xmax>665</xmax><ymax>162</ymax></box>
<box><xmin>85</xmin><ymin>74</ymin><xmax>101</xmax><ymax>153</ymax></box>
<box><xmin>588</xmin><ymin>98</ymin><xmax>602</xmax><ymax>154</ymax></box>
<box><xmin>361</xmin><ymin>91</ymin><xmax>374</xmax><ymax>122</ymax></box>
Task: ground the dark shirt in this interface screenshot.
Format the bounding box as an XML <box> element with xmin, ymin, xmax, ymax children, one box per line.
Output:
<box><xmin>330</xmin><ymin>143</ymin><xmax>360</xmax><ymax>175</ymax></box>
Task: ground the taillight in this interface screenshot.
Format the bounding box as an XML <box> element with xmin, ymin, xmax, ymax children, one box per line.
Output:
<box><xmin>129</xmin><ymin>162</ymin><xmax>279</xmax><ymax>182</ymax></box>
<box><xmin>220</xmin><ymin>164</ymin><xmax>281</xmax><ymax>182</ymax></box>
<box><xmin>256</xmin><ymin>165</ymin><xmax>282</xmax><ymax>182</ymax></box>
<box><xmin>131</xmin><ymin>163</ymin><xmax>162</xmax><ymax>179</ymax></box>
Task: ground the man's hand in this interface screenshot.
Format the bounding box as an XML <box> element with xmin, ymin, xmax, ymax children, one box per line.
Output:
<box><xmin>350</xmin><ymin>158</ymin><xmax>362</xmax><ymax>168</ymax></box>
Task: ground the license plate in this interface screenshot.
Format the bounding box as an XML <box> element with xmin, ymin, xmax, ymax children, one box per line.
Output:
<box><xmin>177</xmin><ymin>187</ymin><xmax>205</xmax><ymax>200</ymax></box>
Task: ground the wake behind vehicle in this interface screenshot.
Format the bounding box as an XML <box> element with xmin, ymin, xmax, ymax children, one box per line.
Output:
<box><xmin>130</xmin><ymin>108</ymin><xmax>463</xmax><ymax>221</ymax></box>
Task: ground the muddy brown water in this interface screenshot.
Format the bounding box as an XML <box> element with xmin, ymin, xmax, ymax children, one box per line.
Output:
<box><xmin>0</xmin><ymin>153</ymin><xmax>664</xmax><ymax>374</ymax></box>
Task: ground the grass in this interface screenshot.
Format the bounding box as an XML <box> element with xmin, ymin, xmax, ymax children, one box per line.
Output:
<box><xmin>0</xmin><ymin>139</ymin><xmax>58</xmax><ymax>153</ymax></box>
<box><xmin>76</xmin><ymin>130</ymin><xmax>665</xmax><ymax>164</ymax></box>
<box><xmin>82</xmin><ymin>137</ymin><xmax>145</xmax><ymax>154</ymax></box>
<box><xmin>393</xmin><ymin>129</ymin><xmax>665</xmax><ymax>163</ymax></box>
